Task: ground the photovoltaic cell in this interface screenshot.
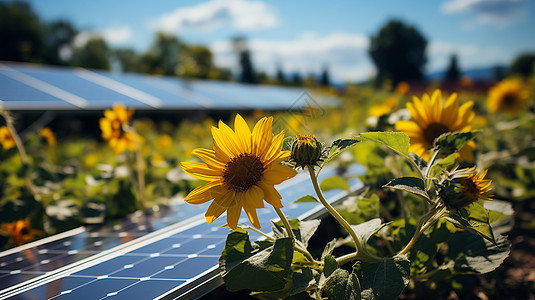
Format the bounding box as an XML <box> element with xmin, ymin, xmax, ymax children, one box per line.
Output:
<box><xmin>1</xmin><ymin>165</ymin><xmax>364</xmax><ymax>299</ymax></box>
<box><xmin>0</xmin><ymin>61</ymin><xmax>327</xmax><ymax>111</ymax></box>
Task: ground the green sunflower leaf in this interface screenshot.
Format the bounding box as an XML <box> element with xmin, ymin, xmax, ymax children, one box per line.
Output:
<box><xmin>219</xmin><ymin>228</ymin><xmax>294</xmax><ymax>292</ymax></box>
<box><xmin>432</xmin><ymin>130</ymin><xmax>481</xmax><ymax>158</ymax></box>
<box><xmin>445</xmin><ymin>201</ymin><xmax>497</xmax><ymax>246</ymax></box>
<box><xmin>272</xmin><ymin>219</ymin><xmax>321</xmax><ymax>248</ymax></box>
<box><xmin>353</xmin><ymin>255</ymin><xmax>410</xmax><ymax>300</ymax></box>
<box><xmin>322</xmin><ymin>138</ymin><xmax>360</xmax><ymax>166</ymax></box>
<box><xmin>321</xmin><ymin>268</ymin><xmax>361</xmax><ymax>300</ymax></box>
<box><xmin>359</xmin><ymin>131</ymin><xmax>410</xmax><ymax>159</ymax></box>
<box><xmin>293</xmin><ymin>195</ymin><xmax>319</xmax><ymax>203</ymax></box>
<box><xmin>384</xmin><ymin>177</ymin><xmax>430</xmax><ymax>200</ymax></box>
<box><xmin>320</xmin><ymin>176</ymin><xmax>349</xmax><ymax>191</ymax></box>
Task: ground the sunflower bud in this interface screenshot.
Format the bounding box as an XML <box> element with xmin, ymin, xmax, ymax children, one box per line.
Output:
<box><xmin>291</xmin><ymin>135</ymin><xmax>323</xmax><ymax>169</ymax></box>
<box><xmin>437</xmin><ymin>168</ymin><xmax>493</xmax><ymax>210</ymax></box>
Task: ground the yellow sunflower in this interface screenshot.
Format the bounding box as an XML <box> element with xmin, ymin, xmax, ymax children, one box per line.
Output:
<box><xmin>1</xmin><ymin>219</ymin><xmax>41</xmax><ymax>246</ymax></box>
<box><xmin>487</xmin><ymin>79</ymin><xmax>529</xmax><ymax>114</ymax></box>
<box><xmin>99</xmin><ymin>104</ymin><xmax>142</xmax><ymax>154</ymax></box>
<box><xmin>180</xmin><ymin>114</ymin><xmax>297</xmax><ymax>229</ymax></box>
<box><xmin>395</xmin><ymin>89</ymin><xmax>475</xmax><ymax>162</ymax></box>
<box><xmin>0</xmin><ymin>126</ymin><xmax>15</xmax><ymax>150</ymax></box>
<box><xmin>40</xmin><ymin>127</ymin><xmax>56</xmax><ymax>146</ymax></box>
<box><xmin>368</xmin><ymin>98</ymin><xmax>398</xmax><ymax>117</ymax></box>
<box><xmin>439</xmin><ymin>168</ymin><xmax>493</xmax><ymax>209</ymax></box>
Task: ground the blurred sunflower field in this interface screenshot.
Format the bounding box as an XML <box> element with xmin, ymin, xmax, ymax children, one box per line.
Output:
<box><xmin>1</xmin><ymin>73</ymin><xmax>534</xmax><ymax>298</ymax></box>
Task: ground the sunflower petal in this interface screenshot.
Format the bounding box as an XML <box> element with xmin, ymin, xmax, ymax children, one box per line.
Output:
<box><xmin>180</xmin><ymin>162</ymin><xmax>222</xmax><ymax>181</ymax></box>
<box><xmin>246</xmin><ymin>185</ymin><xmax>265</xmax><ymax>209</ymax></box>
<box><xmin>234</xmin><ymin>114</ymin><xmax>252</xmax><ymax>153</ymax></box>
<box><xmin>192</xmin><ymin>148</ymin><xmax>226</xmax><ymax>169</ymax></box>
<box><xmin>258</xmin><ymin>181</ymin><xmax>283</xmax><ymax>208</ymax></box>
<box><xmin>184</xmin><ymin>181</ymin><xmax>226</xmax><ymax>204</ymax></box>
<box><xmin>252</xmin><ymin>117</ymin><xmax>273</xmax><ymax>157</ymax></box>
<box><xmin>243</xmin><ymin>200</ymin><xmax>261</xmax><ymax>229</ymax></box>
<box><xmin>263</xmin><ymin>164</ymin><xmax>297</xmax><ymax>184</ymax></box>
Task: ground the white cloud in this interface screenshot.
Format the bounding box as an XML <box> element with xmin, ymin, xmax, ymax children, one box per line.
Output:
<box><xmin>441</xmin><ymin>0</ymin><xmax>527</xmax><ymax>27</ymax></box>
<box><xmin>101</xmin><ymin>26</ymin><xmax>133</xmax><ymax>45</ymax></box>
<box><xmin>211</xmin><ymin>32</ymin><xmax>373</xmax><ymax>83</ymax></box>
<box><xmin>151</xmin><ymin>0</ymin><xmax>278</xmax><ymax>33</ymax></box>
<box><xmin>74</xmin><ymin>26</ymin><xmax>133</xmax><ymax>48</ymax></box>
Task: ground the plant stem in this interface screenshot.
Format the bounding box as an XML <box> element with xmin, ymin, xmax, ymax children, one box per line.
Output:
<box><xmin>2</xmin><ymin>111</ymin><xmax>40</xmax><ymax>201</ymax></box>
<box><xmin>307</xmin><ymin>165</ymin><xmax>363</xmax><ymax>254</ymax></box>
<box><xmin>274</xmin><ymin>207</ymin><xmax>295</xmax><ymax>239</ymax></box>
<box><xmin>246</xmin><ymin>226</ymin><xmax>276</xmax><ymax>242</ymax></box>
<box><xmin>125</xmin><ymin>125</ymin><xmax>146</xmax><ymax>210</ymax></box>
<box><xmin>398</xmin><ymin>206</ymin><xmax>445</xmax><ymax>255</ymax></box>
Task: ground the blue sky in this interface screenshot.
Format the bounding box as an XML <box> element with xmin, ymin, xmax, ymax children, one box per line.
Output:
<box><xmin>27</xmin><ymin>0</ymin><xmax>535</xmax><ymax>82</ymax></box>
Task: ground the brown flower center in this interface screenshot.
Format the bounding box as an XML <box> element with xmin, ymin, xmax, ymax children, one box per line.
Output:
<box><xmin>223</xmin><ymin>153</ymin><xmax>264</xmax><ymax>192</ymax></box>
<box><xmin>423</xmin><ymin>123</ymin><xmax>450</xmax><ymax>146</ymax></box>
<box><xmin>462</xmin><ymin>176</ymin><xmax>480</xmax><ymax>201</ymax></box>
<box><xmin>502</xmin><ymin>94</ymin><xmax>517</xmax><ymax>106</ymax></box>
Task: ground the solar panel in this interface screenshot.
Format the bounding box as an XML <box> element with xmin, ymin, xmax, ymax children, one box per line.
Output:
<box><xmin>0</xmin><ymin>62</ymin><xmax>328</xmax><ymax>111</ymax></box>
<box><xmin>0</xmin><ymin>165</ymin><xmax>364</xmax><ymax>299</ymax></box>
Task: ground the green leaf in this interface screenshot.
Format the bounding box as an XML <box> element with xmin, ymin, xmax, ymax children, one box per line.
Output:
<box><xmin>323</xmin><ymin>255</ymin><xmax>338</xmax><ymax>278</ymax></box>
<box><xmin>433</xmin><ymin>131</ymin><xmax>481</xmax><ymax>157</ymax></box>
<box><xmin>409</xmin><ymin>220</ymin><xmax>453</xmax><ymax>272</ymax></box>
<box><xmin>272</xmin><ymin>219</ymin><xmax>321</xmax><ymax>248</ymax></box>
<box><xmin>409</xmin><ymin>152</ymin><xmax>428</xmax><ymax>173</ymax></box>
<box><xmin>446</xmin><ymin>201</ymin><xmax>497</xmax><ymax>245</ymax></box>
<box><xmin>219</xmin><ymin>229</ymin><xmax>294</xmax><ymax>292</ymax></box>
<box><xmin>323</xmin><ymin>138</ymin><xmax>360</xmax><ymax>166</ymax></box>
<box><xmin>321</xmin><ymin>239</ymin><xmax>337</xmax><ymax>260</ymax></box>
<box><xmin>354</xmin><ymin>255</ymin><xmax>410</xmax><ymax>300</ymax></box>
<box><xmin>446</xmin><ymin>231</ymin><xmax>511</xmax><ymax>274</ymax></box>
<box><xmin>339</xmin><ymin>193</ymin><xmax>380</xmax><ymax>225</ymax></box>
<box><xmin>322</xmin><ymin>269</ymin><xmax>361</xmax><ymax>300</ymax></box>
<box><xmin>359</xmin><ymin>132</ymin><xmax>410</xmax><ymax>159</ymax></box>
<box><xmin>350</xmin><ymin>218</ymin><xmax>388</xmax><ymax>248</ymax></box>
<box><xmin>293</xmin><ymin>195</ymin><xmax>319</xmax><ymax>204</ymax></box>
<box><xmin>384</xmin><ymin>177</ymin><xmax>430</xmax><ymax>200</ymax></box>
<box><xmin>320</xmin><ymin>176</ymin><xmax>350</xmax><ymax>191</ymax></box>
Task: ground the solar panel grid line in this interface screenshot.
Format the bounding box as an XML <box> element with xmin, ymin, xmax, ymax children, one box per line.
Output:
<box><xmin>0</xmin><ymin>227</ymin><xmax>86</xmax><ymax>258</ymax></box>
<box><xmin>75</xmin><ymin>69</ymin><xmax>163</xmax><ymax>108</ymax></box>
<box><xmin>0</xmin><ymin>215</ymin><xmax>207</xmax><ymax>299</ymax></box>
<box><xmin>0</xmin><ymin>64</ymin><xmax>88</xmax><ymax>108</ymax></box>
<box><xmin>158</xmin><ymin>181</ymin><xmax>363</xmax><ymax>300</ymax></box>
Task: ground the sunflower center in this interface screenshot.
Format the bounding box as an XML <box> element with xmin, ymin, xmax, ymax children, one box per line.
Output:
<box><xmin>502</xmin><ymin>94</ymin><xmax>517</xmax><ymax>106</ymax></box>
<box><xmin>423</xmin><ymin>123</ymin><xmax>450</xmax><ymax>145</ymax></box>
<box><xmin>223</xmin><ymin>153</ymin><xmax>264</xmax><ymax>192</ymax></box>
<box><xmin>462</xmin><ymin>177</ymin><xmax>480</xmax><ymax>201</ymax></box>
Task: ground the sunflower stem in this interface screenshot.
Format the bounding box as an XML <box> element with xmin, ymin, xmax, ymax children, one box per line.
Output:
<box><xmin>1</xmin><ymin>111</ymin><xmax>40</xmax><ymax>201</ymax></box>
<box><xmin>274</xmin><ymin>207</ymin><xmax>295</xmax><ymax>239</ymax></box>
<box><xmin>398</xmin><ymin>206</ymin><xmax>445</xmax><ymax>255</ymax></box>
<box><xmin>124</xmin><ymin>125</ymin><xmax>146</xmax><ymax>211</ymax></box>
<box><xmin>307</xmin><ymin>165</ymin><xmax>364</xmax><ymax>254</ymax></box>
<box><xmin>425</xmin><ymin>151</ymin><xmax>440</xmax><ymax>188</ymax></box>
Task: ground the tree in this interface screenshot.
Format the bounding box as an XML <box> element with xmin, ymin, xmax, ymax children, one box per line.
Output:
<box><xmin>445</xmin><ymin>53</ymin><xmax>460</xmax><ymax>82</ymax></box>
<box><xmin>320</xmin><ymin>64</ymin><xmax>330</xmax><ymax>86</ymax></box>
<box><xmin>276</xmin><ymin>65</ymin><xmax>286</xmax><ymax>85</ymax></box>
<box><xmin>43</xmin><ymin>20</ymin><xmax>77</xmax><ymax>65</ymax></box>
<box><xmin>176</xmin><ymin>45</ymin><xmax>214</xmax><ymax>79</ymax></box>
<box><xmin>70</xmin><ymin>37</ymin><xmax>110</xmax><ymax>70</ymax></box>
<box><xmin>232</xmin><ymin>37</ymin><xmax>257</xmax><ymax>84</ymax></box>
<box><xmin>510</xmin><ymin>53</ymin><xmax>535</xmax><ymax>78</ymax></box>
<box><xmin>291</xmin><ymin>72</ymin><xmax>303</xmax><ymax>86</ymax></box>
<box><xmin>139</xmin><ymin>32</ymin><xmax>181</xmax><ymax>75</ymax></box>
<box><xmin>0</xmin><ymin>1</ymin><xmax>44</xmax><ymax>62</ymax></box>
<box><xmin>112</xmin><ymin>48</ymin><xmax>140</xmax><ymax>73</ymax></box>
<box><xmin>369</xmin><ymin>20</ymin><xmax>427</xmax><ymax>86</ymax></box>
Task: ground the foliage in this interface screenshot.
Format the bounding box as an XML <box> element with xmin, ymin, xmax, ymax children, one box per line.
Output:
<box><xmin>369</xmin><ymin>19</ymin><xmax>427</xmax><ymax>86</ymax></box>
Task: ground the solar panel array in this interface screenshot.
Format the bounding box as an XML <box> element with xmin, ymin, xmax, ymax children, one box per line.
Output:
<box><xmin>0</xmin><ymin>62</ymin><xmax>320</xmax><ymax>111</ymax></box>
<box><xmin>0</xmin><ymin>165</ymin><xmax>364</xmax><ymax>299</ymax></box>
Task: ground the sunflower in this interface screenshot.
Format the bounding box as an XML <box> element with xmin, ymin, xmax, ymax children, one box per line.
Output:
<box><xmin>0</xmin><ymin>126</ymin><xmax>15</xmax><ymax>150</ymax></box>
<box><xmin>439</xmin><ymin>168</ymin><xmax>493</xmax><ymax>209</ymax></box>
<box><xmin>0</xmin><ymin>219</ymin><xmax>41</xmax><ymax>246</ymax></box>
<box><xmin>99</xmin><ymin>104</ymin><xmax>142</xmax><ymax>154</ymax></box>
<box><xmin>487</xmin><ymin>79</ymin><xmax>529</xmax><ymax>114</ymax></box>
<box><xmin>40</xmin><ymin>127</ymin><xmax>56</xmax><ymax>146</ymax></box>
<box><xmin>368</xmin><ymin>98</ymin><xmax>398</xmax><ymax>117</ymax></box>
<box><xmin>395</xmin><ymin>90</ymin><xmax>476</xmax><ymax>162</ymax></box>
<box><xmin>180</xmin><ymin>114</ymin><xmax>297</xmax><ymax>229</ymax></box>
